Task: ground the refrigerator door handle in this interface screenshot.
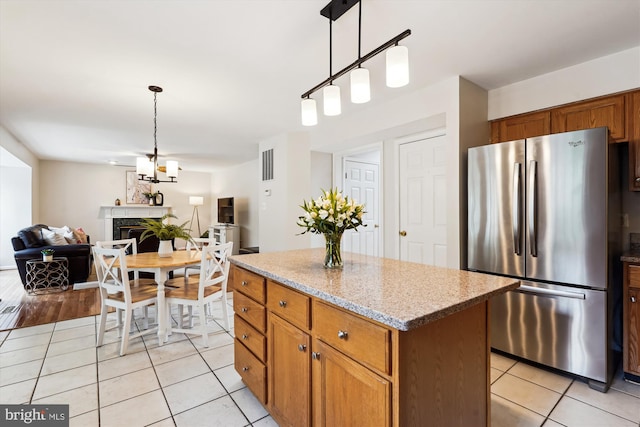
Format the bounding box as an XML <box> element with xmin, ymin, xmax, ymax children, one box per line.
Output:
<box><xmin>528</xmin><ymin>160</ymin><xmax>538</xmax><ymax>257</ymax></box>
<box><xmin>516</xmin><ymin>284</ymin><xmax>586</xmax><ymax>300</ymax></box>
<box><xmin>513</xmin><ymin>163</ymin><xmax>521</xmax><ymax>255</ymax></box>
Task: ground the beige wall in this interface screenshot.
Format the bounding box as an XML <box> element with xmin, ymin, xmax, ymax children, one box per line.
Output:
<box><xmin>38</xmin><ymin>160</ymin><xmax>212</xmax><ymax>245</ymax></box>
<box><xmin>211</xmin><ymin>159</ymin><xmax>260</xmax><ymax>249</ymax></box>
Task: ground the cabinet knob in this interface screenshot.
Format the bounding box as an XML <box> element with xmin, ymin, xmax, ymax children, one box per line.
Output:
<box><xmin>279</xmin><ymin>300</ymin><xmax>287</xmax><ymax>308</ymax></box>
<box><xmin>242</xmin><ymin>334</ymin><xmax>248</xmax><ymax>340</ymax></box>
<box><xmin>338</xmin><ymin>330</ymin><xmax>348</xmax><ymax>339</ymax></box>
<box><xmin>242</xmin><ymin>366</ymin><xmax>249</xmax><ymax>372</ymax></box>
<box><xmin>298</xmin><ymin>344</ymin><xmax>307</xmax><ymax>352</ymax></box>
<box><xmin>635</xmin><ymin>177</ymin><xmax>640</xmax><ymax>183</ymax></box>
<box><xmin>312</xmin><ymin>352</ymin><xmax>321</xmax><ymax>360</ymax></box>
<box><xmin>632</xmin><ymin>296</ymin><xmax>637</xmax><ymax>303</ymax></box>
<box><xmin>241</xmin><ymin>281</ymin><xmax>248</xmax><ymax>286</ymax></box>
<box><xmin>241</xmin><ymin>307</ymin><xmax>248</xmax><ymax>312</ymax></box>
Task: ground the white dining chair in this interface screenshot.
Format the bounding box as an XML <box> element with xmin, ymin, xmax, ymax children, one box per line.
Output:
<box><xmin>93</xmin><ymin>245</ymin><xmax>161</xmax><ymax>356</ymax></box>
<box><xmin>164</xmin><ymin>242</ymin><xmax>233</xmax><ymax>347</ymax></box>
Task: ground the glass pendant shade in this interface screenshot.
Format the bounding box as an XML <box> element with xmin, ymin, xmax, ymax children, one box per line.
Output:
<box><xmin>350</xmin><ymin>67</ymin><xmax>370</xmax><ymax>104</ymax></box>
<box><xmin>386</xmin><ymin>45</ymin><xmax>409</xmax><ymax>88</ymax></box>
<box><xmin>301</xmin><ymin>98</ymin><xmax>318</xmax><ymax>126</ymax></box>
<box><xmin>165</xmin><ymin>160</ymin><xmax>179</xmax><ymax>179</ymax></box>
<box><xmin>323</xmin><ymin>84</ymin><xmax>341</xmax><ymax>116</ymax></box>
<box><xmin>136</xmin><ymin>157</ymin><xmax>153</xmax><ymax>177</ymax></box>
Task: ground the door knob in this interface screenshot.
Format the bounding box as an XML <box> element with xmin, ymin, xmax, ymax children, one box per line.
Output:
<box><xmin>399</xmin><ymin>230</ymin><xmax>407</xmax><ymax>237</ymax></box>
<box><xmin>374</xmin><ymin>224</ymin><xmax>379</xmax><ymax>228</ymax></box>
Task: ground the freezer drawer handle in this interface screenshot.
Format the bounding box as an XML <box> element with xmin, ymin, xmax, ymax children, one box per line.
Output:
<box><xmin>516</xmin><ymin>285</ymin><xmax>585</xmax><ymax>300</ymax></box>
<box><xmin>513</xmin><ymin>162</ymin><xmax>522</xmax><ymax>255</ymax></box>
<box><xmin>528</xmin><ymin>160</ymin><xmax>538</xmax><ymax>257</ymax></box>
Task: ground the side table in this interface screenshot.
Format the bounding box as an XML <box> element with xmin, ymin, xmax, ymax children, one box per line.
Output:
<box><xmin>25</xmin><ymin>257</ymin><xmax>70</xmax><ymax>294</ymax></box>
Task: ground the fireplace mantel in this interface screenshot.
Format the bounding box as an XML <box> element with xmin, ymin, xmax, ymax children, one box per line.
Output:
<box><xmin>100</xmin><ymin>205</ymin><xmax>172</xmax><ymax>241</ymax></box>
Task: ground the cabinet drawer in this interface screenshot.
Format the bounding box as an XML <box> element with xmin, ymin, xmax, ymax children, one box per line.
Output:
<box><xmin>233</xmin><ymin>266</ymin><xmax>266</xmax><ymax>303</ymax></box>
<box><xmin>630</xmin><ymin>265</ymin><xmax>640</xmax><ymax>288</ymax></box>
<box><xmin>313</xmin><ymin>301</ymin><xmax>391</xmax><ymax>374</ymax></box>
<box><xmin>235</xmin><ymin>315</ymin><xmax>266</xmax><ymax>362</ymax></box>
<box><xmin>235</xmin><ymin>340</ymin><xmax>267</xmax><ymax>404</ymax></box>
<box><xmin>234</xmin><ymin>291</ymin><xmax>266</xmax><ymax>332</ymax></box>
<box><xmin>267</xmin><ymin>281</ymin><xmax>311</xmax><ymax>330</ymax></box>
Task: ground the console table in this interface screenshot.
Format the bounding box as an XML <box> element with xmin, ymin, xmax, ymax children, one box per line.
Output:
<box><xmin>25</xmin><ymin>258</ymin><xmax>70</xmax><ymax>294</ymax></box>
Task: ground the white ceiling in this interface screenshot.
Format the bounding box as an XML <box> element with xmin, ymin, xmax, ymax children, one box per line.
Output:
<box><xmin>1</xmin><ymin>0</ymin><xmax>639</xmax><ymax>172</ymax></box>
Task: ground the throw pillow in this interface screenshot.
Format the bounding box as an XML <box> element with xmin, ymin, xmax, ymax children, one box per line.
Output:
<box><xmin>73</xmin><ymin>227</ymin><xmax>88</xmax><ymax>244</ymax></box>
<box><xmin>42</xmin><ymin>228</ymin><xmax>69</xmax><ymax>246</ymax></box>
<box><xmin>18</xmin><ymin>225</ymin><xmax>48</xmax><ymax>248</ymax></box>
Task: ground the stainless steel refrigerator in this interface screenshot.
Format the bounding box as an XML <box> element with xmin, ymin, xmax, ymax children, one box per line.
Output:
<box><xmin>467</xmin><ymin>127</ymin><xmax>621</xmax><ymax>391</ymax></box>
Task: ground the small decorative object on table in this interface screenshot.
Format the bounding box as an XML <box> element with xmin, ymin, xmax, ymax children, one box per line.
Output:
<box><xmin>139</xmin><ymin>213</ymin><xmax>194</xmax><ymax>257</ymax></box>
<box><xmin>41</xmin><ymin>248</ymin><xmax>55</xmax><ymax>262</ymax></box>
<box><xmin>143</xmin><ymin>192</ymin><xmax>159</xmax><ymax>206</ymax></box>
<box><xmin>298</xmin><ymin>188</ymin><xmax>365</xmax><ymax>268</ymax></box>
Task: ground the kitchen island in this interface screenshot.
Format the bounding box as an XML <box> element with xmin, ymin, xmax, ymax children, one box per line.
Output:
<box><xmin>229</xmin><ymin>249</ymin><xmax>519</xmax><ymax>427</ymax></box>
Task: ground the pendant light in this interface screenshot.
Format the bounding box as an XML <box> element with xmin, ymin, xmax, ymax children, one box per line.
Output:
<box><xmin>301</xmin><ymin>97</ymin><xmax>318</xmax><ymax>126</ymax></box>
<box><xmin>350</xmin><ymin>1</ymin><xmax>370</xmax><ymax>104</ymax></box>
<box><xmin>300</xmin><ymin>0</ymin><xmax>411</xmax><ymax>126</ymax></box>
<box><xmin>386</xmin><ymin>44</ymin><xmax>409</xmax><ymax>88</ymax></box>
<box><xmin>136</xmin><ymin>85</ymin><xmax>179</xmax><ymax>183</ymax></box>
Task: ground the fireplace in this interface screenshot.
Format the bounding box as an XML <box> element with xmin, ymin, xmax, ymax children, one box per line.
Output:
<box><xmin>100</xmin><ymin>205</ymin><xmax>171</xmax><ymax>241</ymax></box>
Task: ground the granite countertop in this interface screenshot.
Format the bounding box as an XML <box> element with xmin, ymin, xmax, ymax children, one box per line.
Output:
<box><xmin>621</xmin><ymin>251</ymin><xmax>640</xmax><ymax>263</ymax></box>
<box><xmin>229</xmin><ymin>249</ymin><xmax>519</xmax><ymax>331</ymax></box>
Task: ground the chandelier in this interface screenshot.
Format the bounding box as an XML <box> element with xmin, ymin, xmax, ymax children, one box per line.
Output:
<box><xmin>301</xmin><ymin>0</ymin><xmax>411</xmax><ymax>126</ymax></box>
<box><xmin>137</xmin><ymin>85</ymin><xmax>179</xmax><ymax>183</ymax></box>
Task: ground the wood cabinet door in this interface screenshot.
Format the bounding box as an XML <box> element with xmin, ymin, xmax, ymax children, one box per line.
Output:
<box><xmin>268</xmin><ymin>314</ymin><xmax>311</xmax><ymax>427</ymax></box>
<box><xmin>551</xmin><ymin>94</ymin><xmax>626</xmax><ymax>141</ymax></box>
<box><xmin>312</xmin><ymin>338</ymin><xmax>390</xmax><ymax>427</ymax></box>
<box><xmin>627</xmin><ymin>287</ymin><xmax>640</xmax><ymax>375</ymax></box>
<box><xmin>490</xmin><ymin>111</ymin><xmax>550</xmax><ymax>143</ymax></box>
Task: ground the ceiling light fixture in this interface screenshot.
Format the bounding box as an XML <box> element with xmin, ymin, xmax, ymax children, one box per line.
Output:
<box><xmin>136</xmin><ymin>85</ymin><xmax>178</xmax><ymax>183</ymax></box>
<box><xmin>300</xmin><ymin>0</ymin><xmax>411</xmax><ymax>126</ymax></box>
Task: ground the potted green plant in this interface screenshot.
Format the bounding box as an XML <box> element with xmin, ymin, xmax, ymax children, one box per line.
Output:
<box><xmin>143</xmin><ymin>192</ymin><xmax>158</xmax><ymax>206</ymax></box>
<box><xmin>139</xmin><ymin>213</ymin><xmax>193</xmax><ymax>257</ymax></box>
<box><xmin>41</xmin><ymin>248</ymin><xmax>55</xmax><ymax>262</ymax></box>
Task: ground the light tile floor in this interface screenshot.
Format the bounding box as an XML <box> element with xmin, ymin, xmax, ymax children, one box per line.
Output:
<box><xmin>1</xmin><ymin>294</ymin><xmax>639</xmax><ymax>427</ymax></box>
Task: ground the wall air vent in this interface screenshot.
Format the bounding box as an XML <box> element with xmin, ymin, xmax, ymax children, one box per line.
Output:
<box><xmin>262</xmin><ymin>148</ymin><xmax>274</xmax><ymax>181</ymax></box>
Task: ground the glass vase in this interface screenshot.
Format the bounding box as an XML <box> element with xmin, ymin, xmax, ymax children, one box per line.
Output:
<box><xmin>324</xmin><ymin>232</ymin><xmax>343</xmax><ymax>269</ymax></box>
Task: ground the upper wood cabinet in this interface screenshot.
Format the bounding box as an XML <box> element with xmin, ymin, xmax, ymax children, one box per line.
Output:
<box><xmin>490</xmin><ymin>89</ymin><xmax>640</xmax><ymax>191</ymax></box>
<box><xmin>551</xmin><ymin>94</ymin><xmax>627</xmax><ymax>141</ymax></box>
<box><xmin>490</xmin><ymin>111</ymin><xmax>550</xmax><ymax>143</ymax></box>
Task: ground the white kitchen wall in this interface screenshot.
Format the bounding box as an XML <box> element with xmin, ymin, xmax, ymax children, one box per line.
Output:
<box><xmin>488</xmin><ymin>47</ymin><xmax>640</xmax><ymax>120</ymax></box>
<box><xmin>309</xmin><ymin>151</ymin><xmax>333</xmax><ymax>249</ymax></box>
<box><xmin>211</xmin><ymin>158</ymin><xmax>259</xmax><ymax>249</ymax></box>
<box><xmin>38</xmin><ymin>161</ymin><xmax>212</xmax><ymax>246</ymax></box>
<box><xmin>258</xmin><ymin>132</ymin><xmax>311</xmax><ymax>253</ymax></box>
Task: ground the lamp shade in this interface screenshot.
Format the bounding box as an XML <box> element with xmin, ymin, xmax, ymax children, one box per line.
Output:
<box><xmin>165</xmin><ymin>160</ymin><xmax>179</xmax><ymax>179</ymax></box>
<box><xmin>350</xmin><ymin>67</ymin><xmax>370</xmax><ymax>104</ymax></box>
<box><xmin>386</xmin><ymin>45</ymin><xmax>409</xmax><ymax>88</ymax></box>
<box><xmin>301</xmin><ymin>98</ymin><xmax>318</xmax><ymax>126</ymax></box>
<box><xmin>189</xmin><ymin>196</ymin><xmax>204</xmax><ymax>206</ymax></box>
<box><xmin>323</xmin><ymin>84</ymin><xmax>341</xmax><ymax>116</ymax></box>
<box><xmin>136</xmin><ymin>157</ymin><xmax>153</xmax><ymax>177</ymax></box>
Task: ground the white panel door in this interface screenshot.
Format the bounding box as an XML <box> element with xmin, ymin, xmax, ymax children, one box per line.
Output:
<box><xmin>343</xmin><ymin>160</ymin><xmax>379</xmax><ymax>256</ymax></box>
<box><xmin>399</xmin><ymin>135</ymin><xmax>447</xmax><ymax>266</ymax></box>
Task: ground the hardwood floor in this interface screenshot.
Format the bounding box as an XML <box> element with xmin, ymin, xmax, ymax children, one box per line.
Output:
<box><xmin>0</xmin><ymin>269</ymin><xmax>101</xmax><ymax>331</ymax></box>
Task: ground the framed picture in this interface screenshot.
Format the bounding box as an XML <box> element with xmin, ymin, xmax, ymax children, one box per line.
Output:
<box><xmin>126</xmin><ymin>170</ymin><xmax>151</xmax><ymax>204</ymax></box>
